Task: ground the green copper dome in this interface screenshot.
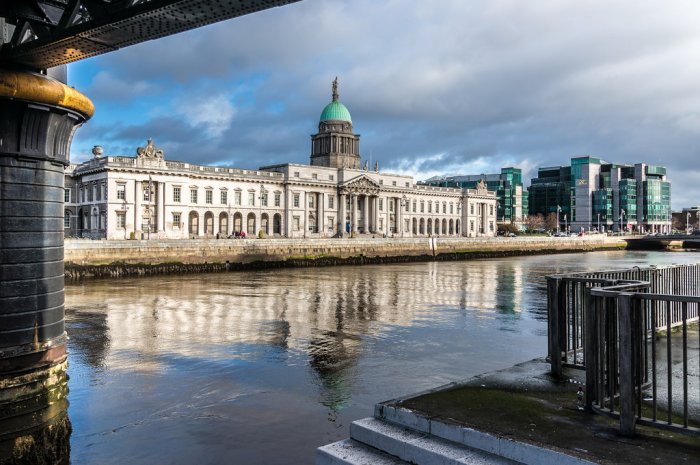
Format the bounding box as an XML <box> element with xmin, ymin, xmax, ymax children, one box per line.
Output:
<box><xmin>320</xmin><ymin>100</ymin><xmax>352</xmax><ymax>122</ymax></box>
<box><xmin>320</xmin><ymin>77</ymin><xmax>352</xmax><ymax>123</ymax></box>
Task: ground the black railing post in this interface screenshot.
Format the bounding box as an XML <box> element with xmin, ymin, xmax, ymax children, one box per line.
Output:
<box><xmin>548</xmin><ymin>277</ymin><xmax>563</xmax><ymax>377</ymax></box>
<box><xmin>584</xmin><ymin>287</ymin><xmax>597</xmax><ymax>410</ymax></box>
<box><xmin>617</xmin><ymin>293</ymin><xmax>636</xmax><ymax>436</ymax></box>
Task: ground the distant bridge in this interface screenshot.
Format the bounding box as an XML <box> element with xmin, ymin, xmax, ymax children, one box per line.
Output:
<box><xmin>625</xmin><ymin>235</ymin><xmax>700</xmax><ymax>250</ymax></box>
<box><xmin>0</xmin><ymin>0</ymin><xmax>301</xmax><ymax>70</ymax></box>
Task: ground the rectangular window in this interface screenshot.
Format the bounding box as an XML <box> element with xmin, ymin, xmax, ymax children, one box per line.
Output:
<box><xmin>420</xmin><ymin>202</ymin><xmax>424</xmax><ymax>213</ymax></box>
<box><xmin>64</xmin><ymin>189</ymin><xmax>71</xmax><ymax>203</ymax></box>
<box><xmin>173</xmin><ymin>186</ymin><xmax>181</xmax><ymax>203</ymax></box>
<box><xmin>308</xmin><ymin>195</ymin><xmax>315</xmax><ymax>208</ymax></box>
<box><xmin>190</xmin><ymin>189</ymin><xmax>198</xmax><ymax>204</ymax></box>
<box><xmin>312</xmin><ymin>173</ymin><xmax>318</xmax><ymax>180</ymax></box>
<box><xmin>248</xmin><ymin>192</ymin><xmax>255</xmax><ymax>206</ymax></box>
<box><xmin>274</xmin><ymin>193</ymin><xmax>281</xmax><ymax>207</ymax></box>
<box><xmin>328</xmin><ymin>195</ymin><xmax>334</xmax><ymax>209</ymax></box>
<box><xmin>235</xmin><ymin>190</ymin><xmax>242</xmax><ymax>206</ymax></box>
<box><xmin>450</xmin><ymin>203</ymin><xmax>454</xmax><ymax>214</ymax></box>
<box><xmin>64</xmin><ymin>212</ymin><xmax>70</xmax><ymax>228</ymax></box>
<box><xmin>117</xmin><ymin>185</ymin><xmax>126</xmax><ymax>201</ymax></box>
<box><xmin>443</xmin><ymin>203</ymin><xmax>447</xmax><ymax>214</ymax></box>
<box><xmin>117</xmin><ymin>212</ymin><xmax>126</xmax><ymax>229</ymax></box>
<box><xmin>294</xmin><ymin>194</ymin><xmax>300</xmax><ymax>208</ymax></box>
<box><xmin>172</xmin><ymin>213</ymin><xmax>181</xmax><ymax>228</ymax></box>
<box><xmin>220</xmin><ymin>190</ymin><xmax>227</xmax><ymax>205</ymax></box>
<box><xmin>293</xmin><ymin>216</ymin><xmax>300</xmax><ymax>230</ymax></box>
<box><xmin>329</xmin><ymin>175</ymin><xmax>334</xmax><ymax>181</ymax></box>
<box><xmin>392</xmin><ymin>181</ymin><xmax>397</xmax><ymax>186</ymax></box>
<box><xmin>405</xmin><ymin>202</ymin><xmax>409</xmax><ymax>212</ymax></box>
<box><xmin>206</xmin><ymin>190</ymin><xmax>213</xmax><ymax>204</ymax></box>
<box><xmin>470</xmin><ymin>204</ymin><xmax>474</xmax><ymax>214</ymax></box>
<box><xmin>294</xmin><ymin>171</ymin><xmax>300</xmax><ymax>178</ymax></box>
<box><xmin>262</xmin><ymin>192</ymin><xmax>268</xmax><ymax>206</ymax></box>
<box><xmin>428</xmin><ymin>202</ymin><xmax>432</xmax><ymax>213</ymax></box>
<box><xmin>389</xmin><ymin>201</ymin><xmax>394</xmax><ymax>212</ymax></box>
<box><xmin>143</xmin><ymin>183</ymin><xmax>150</xmax><ymax>202</ymax></box>
<box><xmin>489</xmin><ymin>205</ymin><xmax>494</xmax><ymax>215</ymax></box>
<box><xmin>470</xmin><ymin>221</ymin><xmax>474</xmax><ymax>231</ymax></box>
<box><xmin>379</xmin><ymin>199</ymin><xmax>384</xmax><ymax>211</ymax></box>
<box><xmin>413</xmin><ymin>200</ymin><xmax>416</xmax><ymax>213</ymax></box>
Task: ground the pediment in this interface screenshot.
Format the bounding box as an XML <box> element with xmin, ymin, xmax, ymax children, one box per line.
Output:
<box><xmin>340</xmin><ymin>175</ymin><xmax>381</xmax><ymax>194</ymax></box>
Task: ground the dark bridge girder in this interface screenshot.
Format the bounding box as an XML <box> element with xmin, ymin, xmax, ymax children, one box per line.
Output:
<box><xmin>0</xmin><ymin>0</ymin><xmax>301</xmax><ymax>71</ymax></box>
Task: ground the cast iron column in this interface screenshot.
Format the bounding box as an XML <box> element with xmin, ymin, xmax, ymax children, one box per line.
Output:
<box><xmin>0</xmin><ymin>69</ymin><xmax>93</xmax><ymax>439</ymax></box>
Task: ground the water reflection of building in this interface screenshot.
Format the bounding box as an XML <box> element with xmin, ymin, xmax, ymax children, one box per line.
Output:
<box><xmin>65</xmin><ymin>261</ymin><xmax>524</xmax><ymax>409</ymax></box>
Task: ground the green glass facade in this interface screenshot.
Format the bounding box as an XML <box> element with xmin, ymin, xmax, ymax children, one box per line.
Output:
<box><xmin>528</xmin><ymin>158</ymin><xmax>671</xmax><ymax>233</ymax></box>
<box><xmin>422</xmin><ymin>167</ymin><xmax>526</xmax><ymax>224</ymax></box>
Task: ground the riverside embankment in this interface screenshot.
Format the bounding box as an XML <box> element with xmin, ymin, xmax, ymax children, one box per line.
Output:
<box><xmin>64</xmin><ymin>235</ymin><xmax>627</xmax><ymax>280</ymax></box>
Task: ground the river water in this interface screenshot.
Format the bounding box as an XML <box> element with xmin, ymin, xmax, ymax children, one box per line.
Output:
<box><xmin>64</xmin><ymin>250</ymin><xmax>700</xmax><ymax>464</ymax></box>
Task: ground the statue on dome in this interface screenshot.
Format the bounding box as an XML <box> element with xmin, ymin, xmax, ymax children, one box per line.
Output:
<box><xmin>332</xmin><ymin>77</ymin><xmax>339</xmax><ymax>102</ymax></box>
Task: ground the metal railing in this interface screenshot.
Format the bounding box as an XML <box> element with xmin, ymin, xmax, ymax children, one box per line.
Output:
<box><xmin>547</xmin><ymin>264</ymin><xmax>700</xmax><ymax>436</ymax></box>
<box><xmin>546</xmin><ymin>264</ymin><xmax>700</xmax><ymax>374</ymax></box>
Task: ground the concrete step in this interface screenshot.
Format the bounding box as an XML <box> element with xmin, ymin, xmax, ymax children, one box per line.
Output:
<box><xmin>350</xmin><ymin>417</ymin><xmax>520</xmax><ymax>465</ymax></box>
<box><xmin>315</xmin><ymin>438</ymin><xmax>410</xmax><ymax>465</ymax></box>
<box><xmin>375</xmin><ymin>404</ymin><xmax>597</xmax><ymax>465</ymax></box>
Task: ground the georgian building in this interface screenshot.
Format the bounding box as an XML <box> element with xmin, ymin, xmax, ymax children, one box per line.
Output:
<box><xmin>65</xmin><ymin>80</ymin><xmax>497</xmax><ymax>240</ymax></box>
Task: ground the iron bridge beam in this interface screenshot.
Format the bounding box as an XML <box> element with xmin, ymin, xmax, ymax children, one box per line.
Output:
<box><xmin>0</xmin><ymin>0</ymin><xmax>301</xmax><ymax>71</ymax></box>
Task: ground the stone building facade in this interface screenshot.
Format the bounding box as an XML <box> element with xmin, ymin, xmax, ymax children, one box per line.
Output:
<box><xmin>64</xmin><ymin>81</ymin><xmax>497</xmax><ymax>240</ymax></box>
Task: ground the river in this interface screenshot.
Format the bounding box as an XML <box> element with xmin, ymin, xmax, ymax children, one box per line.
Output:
<box><xmin>64</xmin><ymin>250</ymin><xmax>700</xmax><ymax>464</ymax></box>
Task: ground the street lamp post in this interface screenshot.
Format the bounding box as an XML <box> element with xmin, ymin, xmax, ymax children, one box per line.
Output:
<box><xmin>258</xmin><ymin>184</ymin><xmax>266</xmax><ymax>236</ymax></box>
<box><xmin>564</xmin><ymin>214</ymin><xmax>567</xmax><ymax>234</ymax></box>
<box><xmin>556</xmin><ymin>205</ymin><xmax>561</xmax><ymax>234</ymax></box>
<box><xmin>400</xmin><ymin>195</ymin><xmax>407</xmax><ymax>237</ymax></box>
<box><xmin>687</xmin><ymin>211</ymin><xmax>691</xmax><ymax>234</ymax></box>
<box><xmin>597</xmin><ymin>213</ymin><xmax>601</xmax><ymax>233</ymax></box>
<box><xmin>620</xmin><ymin>209</ymin><xmax>625</xmax><ymax>234</ymax></box>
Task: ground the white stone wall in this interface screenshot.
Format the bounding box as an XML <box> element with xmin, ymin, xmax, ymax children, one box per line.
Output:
<box><xmin>66</xmin><ymin>155</ymin><xmax>497</xmax><ymax>240</ymax></box>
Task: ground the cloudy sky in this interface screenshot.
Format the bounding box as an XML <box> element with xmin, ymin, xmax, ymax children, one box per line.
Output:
<box><xmin>69</xmin><ymin>0</ymin><xmax>700</xmax><ymax>209</ymax></box>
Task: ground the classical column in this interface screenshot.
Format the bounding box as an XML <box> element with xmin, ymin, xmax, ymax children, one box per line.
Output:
<box><xmin>286</xmin><ymin>187</ymin><xmax>293</xmax><ymax>237</ymax></box>
<box><xmin>352</xmin><ymin>194</ymin><xmax>358</xmax><ymax>234</ymax></box>
<box><xmin>134</xmin><ymin>181</ymin><xmax>142</xmax><ymax>235</ymax></box>
<box><xmin>0</xmin><ymin>69</ymin><xmax>93</xmax><ymax>441</ymax></box>
<box><xmin>318</xmin><ymin>192</ymin><xmax>324</xmax><ymax>235</ymax></box>
<box><xmin>397</xmin><ymin>198</ymin><xmax>404</xmax><ymax>237</ymax></box>
<box><xmin>373</xmin><ymin>196</ymin><xmax>379</xmax><ymax>233</ymax></box>
<box><xmin>157</xmin><ymin>181</ymin><xmax>165</xmax><ymax>232</ymax></box>
<box><xmin>303</xmin><ymin>191</ymin><xmax>309</xmax><ymax>238</ymax></box>
<box><xmin>363</xmin><ymin>195</ymin><xmax>369</xmax><ymax>233</ymax></box>
<box><xmin>338</xmin><ymin>193</ymin><xmax>347</xmax><ymax>236</ymax></box>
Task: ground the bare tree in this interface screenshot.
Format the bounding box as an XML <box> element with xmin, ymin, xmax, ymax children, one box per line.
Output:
<box><xmin>526</xmin><ymin>214</ymin><xmax>545</xmax><ymax>231</ymax></box>
<box><xmin>545</xmin><ymin>212</ymin><xmax>558</xmax><ymax>231</ymax></box>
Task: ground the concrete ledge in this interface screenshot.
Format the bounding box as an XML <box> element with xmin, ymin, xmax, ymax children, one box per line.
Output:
<box><xmin>375</xmin><ymin>405</ymin><xmax>596</xmax><ymax>465</ymax></box>
<box><xmin>64</xmin><ymin>236</ymin><xmax>626</xmax><ymax>280</ymax></box>
<box><xmin>316</xmin><ymin>438</ymin><xmax>407</xmax><ymax>465</ymax></box>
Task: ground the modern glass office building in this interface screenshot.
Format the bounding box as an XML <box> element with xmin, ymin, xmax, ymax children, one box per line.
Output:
<box><xmin>528</xmin><ymin>157</ymin><xmax>671</xmax><ymax>233</ymax></box>
<box><xmin>422</xmin><ymin>167</ymin><xmax>527</xmax><ymax>226</ymax></box>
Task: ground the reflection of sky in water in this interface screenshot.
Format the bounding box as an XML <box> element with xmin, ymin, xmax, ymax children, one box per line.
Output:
<box><xmin>64</xmin><ymin>250</ymin><xmax>700</xmax><ymax>465</ymax></box>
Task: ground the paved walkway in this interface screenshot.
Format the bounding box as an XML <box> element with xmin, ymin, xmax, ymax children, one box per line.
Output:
<box><xmin>393</xmin><ymin>358</ymin><xmax>699</xmax><ymax>465</ymax></box>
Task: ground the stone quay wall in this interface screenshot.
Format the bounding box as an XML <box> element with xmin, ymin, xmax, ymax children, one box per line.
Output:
<box><xmin>63</xmin><ymin>236</ymin><xmax>627</xmax><ymax>281</ymax></box>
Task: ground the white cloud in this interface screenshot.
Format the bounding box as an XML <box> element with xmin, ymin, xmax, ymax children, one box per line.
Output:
<box><xmin>175</xmin><ymin>94</ymin><xmax>236</xmax><ymax>138</ymax></box>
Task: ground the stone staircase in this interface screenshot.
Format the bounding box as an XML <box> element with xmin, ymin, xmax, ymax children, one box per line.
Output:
<box><xmin>316</xmin><ymin>403</ymin><xmax>597</xmax><ymax>465</ymax></box>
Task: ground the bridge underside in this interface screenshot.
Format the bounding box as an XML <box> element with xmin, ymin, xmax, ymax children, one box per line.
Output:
<box><xmin>0</xmin><ymin>0</ymin><xmax>300</xmax><ymax>70</ymax></box>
